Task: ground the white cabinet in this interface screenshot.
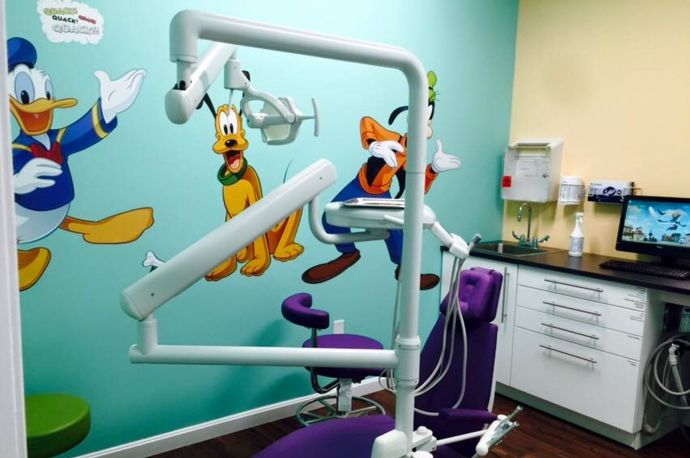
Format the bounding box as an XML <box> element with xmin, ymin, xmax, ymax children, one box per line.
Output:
<box><xmin>441</xmin><ymin>254</ymin><xmax>518</xmax><ymax>386</ymax></box>
<box><xmin>511</xmin><ymin>326</ymin><xmax>641</xmax><ymax>432</ymax></box>
<box><xmin>441</xmin><ymin>255</ymin><xmax>665</xmax><ymax>447</ymax></box>
<box><xmin>510</xmin><ymin>266</ymin><xmax>660</xmax><ymax>434</ymax></box>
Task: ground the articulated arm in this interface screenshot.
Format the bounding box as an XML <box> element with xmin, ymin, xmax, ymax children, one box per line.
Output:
<box><xmin>120</xmin><ymin>159</ymin><xmax>336</xmax><ymax>320</ymax></box>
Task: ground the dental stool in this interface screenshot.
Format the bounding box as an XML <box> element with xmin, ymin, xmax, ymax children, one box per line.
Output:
<box><xmin>25</xmin><ymin>393</ymin><xmax>91</xmax><ymax>458</ymax></box>
<box><xmin>281</xmin><ymin>292</ymin><xmax>386</xmax><ymax>426</ymax></box>
<box><xmin>258</xmin><ymin>268</ymin><xmax>503</xmax><ymax>458</ymax></box>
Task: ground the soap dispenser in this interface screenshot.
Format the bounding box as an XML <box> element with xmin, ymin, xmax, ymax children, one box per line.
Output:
<box><xmin>568</xmin><ymin>212</ymin><xmax>584</xmax><ymax>257</ymax></box>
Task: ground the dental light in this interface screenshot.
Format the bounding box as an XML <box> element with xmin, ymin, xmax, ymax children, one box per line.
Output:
<box><xmin>164</xmin><ymin>37</ymin><xmax>319</xmax><ymax>145</ymax></box>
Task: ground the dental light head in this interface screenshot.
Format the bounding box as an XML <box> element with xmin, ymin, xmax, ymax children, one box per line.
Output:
<box><xmin>242</xmin><ymin>96</ymin><xmax>319</xmax><ymax>145</ymax></box>
<box><xmin>227</xmin><ymin>59</ymin><xmax>319</xmax><ymax>145</ymax></box>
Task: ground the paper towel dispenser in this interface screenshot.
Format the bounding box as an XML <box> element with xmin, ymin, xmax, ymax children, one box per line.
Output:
<box><xmin>501</xmin><ymin>138</ymin><xmax>563</xmax><ymax>203</ymax></box>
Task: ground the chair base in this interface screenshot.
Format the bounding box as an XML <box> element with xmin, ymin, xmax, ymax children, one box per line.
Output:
<box><xmin>296</xmin><ymin>395</ymin><xmax>386</xmax><ymax>426</ymax></box>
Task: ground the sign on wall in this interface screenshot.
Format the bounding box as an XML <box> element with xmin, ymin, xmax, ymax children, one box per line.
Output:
<box><xmin>37</xmin><ymin>0</ymin><xmax>104</xmax><ymax>45</ymax></box>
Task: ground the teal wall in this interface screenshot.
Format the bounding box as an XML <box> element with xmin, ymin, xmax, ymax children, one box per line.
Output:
<box><xmin>7</xmin><ymin>0</ymin><xmax>517</xmax><ymax>455</ymax></box>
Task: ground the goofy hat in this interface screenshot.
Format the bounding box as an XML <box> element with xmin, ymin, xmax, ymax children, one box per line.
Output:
<box><xmin>388</xmin><ymin>70</ymin><xmax>438</xmax><ymax>125</ymax></box>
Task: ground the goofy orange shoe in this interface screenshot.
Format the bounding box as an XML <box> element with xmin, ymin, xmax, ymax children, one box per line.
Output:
<box><xmin>205</xmin><ymin>104</ymin><xmax>303</xmax><ymax>281</ymax></box>
<box><xmin>9</xmin><ymin>37</ymin><xmax>152</xmax><ymax>290</ymax></box>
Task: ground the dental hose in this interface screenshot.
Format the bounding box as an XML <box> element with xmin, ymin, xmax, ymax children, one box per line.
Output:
<box><xmin>381</xmin><ymin>255</ymin><xmax>469</xmax><ymax>417</ymax></box>
<box><xmin>643</xmin><ymin>333</ymin><xmax>690</xmax><ymax>442</ymax></box>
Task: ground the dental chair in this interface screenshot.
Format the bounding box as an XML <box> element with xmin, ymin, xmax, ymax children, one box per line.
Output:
<box><xmin>282</xmin><ymin>292</ymin><xmax>386</xmax><ymax>425</ymax></box>
<box><xmin>413</xmin><ymin>267</ymin><xmax>503</xmax><ymax>457</ymax></box>
<box><xmin>256</xmin><ymin>268</ymin><xmax>504</xmax><ymax>457</ymax></box>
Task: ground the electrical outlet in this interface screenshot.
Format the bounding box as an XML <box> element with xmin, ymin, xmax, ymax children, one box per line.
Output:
<box><xmin>333</xmin><ymin>319</ymin><xmax>345</xmax><ymax>334</ymax></box>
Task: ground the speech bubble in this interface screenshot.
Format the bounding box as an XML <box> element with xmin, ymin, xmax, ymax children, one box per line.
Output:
<box><xmin>37</xmin><ymin>0</ymin><xmax>104</xmax><ymax>45</ymax></box>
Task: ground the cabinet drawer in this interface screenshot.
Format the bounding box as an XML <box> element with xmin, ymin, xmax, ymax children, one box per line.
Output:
<box><xmin>511</xmin><ymin>327</ymin><xmax>641</xmax><ymax>432</ymax></box>
<box><xmin>518</xmin><ymin>266</ymin><xmax>648</xmax><ymax>311</ymax></box>
<box><xmin>517</xmin><ymin>285</ymin><xmax>645</xmax><ymax>336</ymax></box>
<box><xmin>515</xmin><ymin>307</ymin><xmax>643</xmax><ymax>361</ymax></box>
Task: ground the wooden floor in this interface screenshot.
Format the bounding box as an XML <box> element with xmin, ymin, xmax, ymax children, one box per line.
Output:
<box><xmin>154</xmin><ymin>392</ymin><xmax>688</xmax><ymax>458</ymax></box>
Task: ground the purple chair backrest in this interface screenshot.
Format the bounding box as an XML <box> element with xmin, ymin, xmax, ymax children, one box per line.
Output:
<box><xmin>439</xmin><ymin>268</ymin><xmax>501</xmax><ymax>327</ymax></box>
<box><xmin>282</xmin><ymin>293</ymin><xmax>330</xmax><ymax>330</ymax></box>
<box><xmin>415</xmin><ymin>267</ymin><xmax>503</xmax><ymax>454</ymax></box>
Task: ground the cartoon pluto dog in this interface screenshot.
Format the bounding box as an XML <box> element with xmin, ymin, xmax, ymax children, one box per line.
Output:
<box><xmin>205</xmin><ymin>104</ymin><xmax>304</xmax><ymax>281</ymax></box>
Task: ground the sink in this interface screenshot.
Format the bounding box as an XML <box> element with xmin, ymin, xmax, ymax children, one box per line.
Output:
<box><xmin>474</xmin><ymin>241</ymin><xmax>562</xmax><ymax>257</ymax></box>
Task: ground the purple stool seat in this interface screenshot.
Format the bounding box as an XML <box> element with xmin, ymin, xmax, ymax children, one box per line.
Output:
<box><xmin>302</xmin><ymin>334</ymin><xmax>384</xmax><ymax>380</ymax></box>
<box><xmin>254</xmin><ymin>415</ymin><xmax>465</xmax><ymax>458</ymax></box>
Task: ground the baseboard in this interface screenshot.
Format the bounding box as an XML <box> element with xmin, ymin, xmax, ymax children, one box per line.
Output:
<box><xmin>77</xmin><ymin>378</ymin><xmax>383</xmax><ymax>458</ymax></box>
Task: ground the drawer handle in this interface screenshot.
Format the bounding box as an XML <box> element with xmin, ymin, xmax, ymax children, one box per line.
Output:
<box><xmin>544</xmin><ymin>278</ymin><xmax>604</xmax><ymax>293</ymax></box>
<box><xmin>539</xmin><ymin>344</ymin><xmax>597</xmax><ymax>364</ymax></box>
<box><xmin>543</xmin><ymin>301</ymin><xmax>602</xmax><ymax>317</ymax></box>
<box><xmin>540</xmin><ymin>322</ymin><xmax>599</xmax><ymax>340</ymax></box>
<box><xmin>500</xmin><ymin>268</ymin><xmax>509</xmax><ymax>323</ymax></box>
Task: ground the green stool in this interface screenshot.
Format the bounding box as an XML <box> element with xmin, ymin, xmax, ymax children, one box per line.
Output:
<box><xmin>25</xmin><ymin>393</ymin><xmax>91</xmax><ymax>458</ymax></box>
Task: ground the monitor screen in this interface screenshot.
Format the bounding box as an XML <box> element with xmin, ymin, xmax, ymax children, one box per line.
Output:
<box><xmin>616</xmin><ymin>196</ymin><xmax>690</xmax><ymax>259</ymax></box>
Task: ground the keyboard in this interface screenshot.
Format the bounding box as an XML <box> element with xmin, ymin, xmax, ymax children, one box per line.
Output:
<box><xmin>600</xmin><ymin>260</ymin><xmax>690</xmax><ymax>280</ymax></box>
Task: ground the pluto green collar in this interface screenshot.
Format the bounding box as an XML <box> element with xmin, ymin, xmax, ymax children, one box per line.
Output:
<box><xmin>217</xmin><ymin>158</ymin><xmax>248</xmax><ymax>186</ymax></box>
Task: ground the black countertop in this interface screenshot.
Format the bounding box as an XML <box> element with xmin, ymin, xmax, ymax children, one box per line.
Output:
<box><xmin>469</xmin><ymin>248</ymin><xmax>690</xmax><ymax>296</ymax></box>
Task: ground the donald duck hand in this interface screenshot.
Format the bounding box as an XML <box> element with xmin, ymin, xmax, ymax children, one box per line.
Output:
<box><xmin>431</xmin><ymin>140</ymin><xmax>461</xmax><ymax>173</ymax></box>
<box><xmin>14</xmin><ymin>158</ymin><xmax>62</xmax><ymax>195</ymax></box>
<box><xmin>96</xmin><ymin>69</ymin><xmax>147</xmax><ymax>124</ymax></box>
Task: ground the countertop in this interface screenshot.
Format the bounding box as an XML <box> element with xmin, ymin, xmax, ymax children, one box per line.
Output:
<box><xmin>468</xmin><ymin>247</ymin><xmax>690</xmax><ymax>296</ymax></box>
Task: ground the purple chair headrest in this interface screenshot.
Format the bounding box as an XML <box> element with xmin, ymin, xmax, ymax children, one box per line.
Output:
<box><xmin>440</xmin><ymin>268</ymin><xmax>503</xmax><ymax>328</ymax></box>
<box><xmin>282</xmin><ymin>293</ymin><xmax>330</xmax><ymax>330</ymax></box>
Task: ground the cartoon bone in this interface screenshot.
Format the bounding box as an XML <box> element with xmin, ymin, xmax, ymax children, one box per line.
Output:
<box><xmin>142</xmin><ymin>250</ymin><xmax>165</xmax><ymax>270</ymax></box>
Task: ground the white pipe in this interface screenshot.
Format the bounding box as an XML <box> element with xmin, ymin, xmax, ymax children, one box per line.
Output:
<box><xmin>137</xmin><ymin>315</ymin><xmax>158</xmax><ymax>355</ymax></box>
<box><xmin>129</xmin><ymin>345</ymin><xmax>398</xmax><ymax>369</ymax></box>
<box><xmin>166</xmin><ymin>42</ymin><xmax>236</xmax><ymax>124</ymax></box>
<box><xmin>308</xmin><ymin>196</ymin><xmax>390</xmax><ymax>244</ymax></box>
<box><xmin>121</xmin><ymin>159</ymin><xmax>337</xmax><ymax>320</ymax></box>
<box><xmin>164</xmin><ymin>11</ymin><xmax>428</xmax><ymax>454</ymax></box>
<box><xmin>435</xmin><ymin>429</ymin><xmax>486</xmax><ymax>447</ymax></box>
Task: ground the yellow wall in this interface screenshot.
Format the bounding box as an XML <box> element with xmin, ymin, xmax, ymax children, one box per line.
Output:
<box><xmin>505</xmin><ymin>0</ymin><xmax>690</xmax><ymax>258</ymax></box>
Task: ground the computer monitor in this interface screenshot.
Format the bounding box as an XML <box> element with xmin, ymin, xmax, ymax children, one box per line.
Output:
<box><xmin>616</xmin><ymin>195</ymin><xmax>690</xmax><ymax>263</ymax></box>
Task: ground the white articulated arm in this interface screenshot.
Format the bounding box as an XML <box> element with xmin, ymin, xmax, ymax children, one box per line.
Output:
<box><xmin>165</xmin><ymin>42</ymin><xmax>236</xmax><ymax>124</ymax></box>
<box><xmin>120</xmin><ymin>159</ymin><xmax>337</xmax><ymax>320</ymax></box>
<box><xmin>152</xmin><ymin>10</ymin><xmax>430</xmax><ymax>457</ymax></box>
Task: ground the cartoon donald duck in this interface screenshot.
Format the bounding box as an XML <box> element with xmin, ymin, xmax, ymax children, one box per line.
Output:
<box><xmin>9</xmin><ymin>37</ymin><xmax>151</xmax><ymax>290</ymax></box>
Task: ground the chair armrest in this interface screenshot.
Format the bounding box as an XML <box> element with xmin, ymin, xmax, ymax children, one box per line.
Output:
<box><xmin>439</xmin><ymin>408</ymin><xmax>497</xmax><ymax>424</ymax></box>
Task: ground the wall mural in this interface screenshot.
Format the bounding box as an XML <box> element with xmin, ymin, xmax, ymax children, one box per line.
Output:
<box><xmin>206</xmin><ymin>102</ymin><xmax>304</xmax><ymax>280</ymax></box>
<box><xmin>302</xmin><ymin>71</ymin><xmax>460</xmax><ymax>290</ymax></box>
<box><xmin>8</xmin><ymin>37</ymin><xmax>152</xmax><ymax>291</ymax></box>
<box><xmin>143</xmin><ymin>97</ymin><xmax>305</xmax><ymax>281</ymax></box>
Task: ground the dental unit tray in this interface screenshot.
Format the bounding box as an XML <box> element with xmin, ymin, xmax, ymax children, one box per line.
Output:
<box><xmin>341</xmin><ymin>198</ymin><xmax>406</xmax><ymax>209</ymax></box>
<box><xmin>326</xmin><ymin>200</ymin><xmax>433</xmax><ymax>230</ymax></box>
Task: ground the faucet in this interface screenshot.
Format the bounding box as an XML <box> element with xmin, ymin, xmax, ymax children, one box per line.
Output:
<box><xmin>512</xmin><ymin>203</ymin><xmax>550</xmax><ymax>248</ymax></box>
<box><xmin>517</xmin><ymin>203</ymin><xmax>532</xmax><ymax>241</ymax></box>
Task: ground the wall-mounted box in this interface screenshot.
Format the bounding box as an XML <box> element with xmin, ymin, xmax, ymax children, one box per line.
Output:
<box><xmin>587</xmin><ymin>180</ymin><xmax>635</xmax><ymax>204</ymax></box>
<box><xmin>501</xmin><ymin>138</ymin><xmax>563</xmax><ymax>203</ymax></box>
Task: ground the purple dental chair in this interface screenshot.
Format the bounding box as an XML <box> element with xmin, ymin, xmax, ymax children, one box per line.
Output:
<box><xmin>281</xmin><ymin>292</ymin><xmax>387</xmax><ymax>425</ymax></box>
<box><xmin>256</xmin><ymin>268</ymin><xmax>503</xmax><ymax>458</ymax></box>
